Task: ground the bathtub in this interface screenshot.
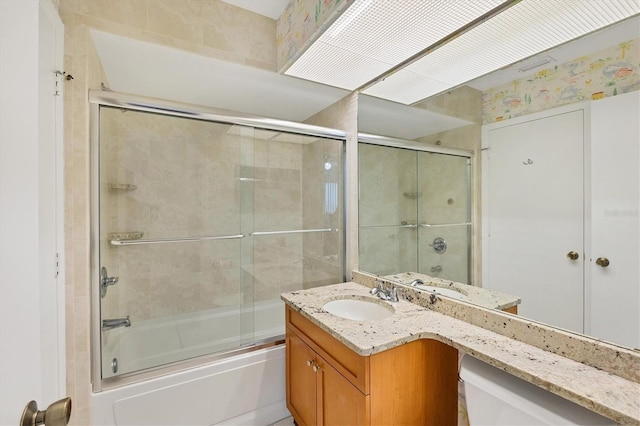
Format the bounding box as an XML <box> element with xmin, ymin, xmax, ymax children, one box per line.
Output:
<box><xmin>92</xmin><ymin>299</ymin><xmax>289</xmax><ymax>425</ymax></box>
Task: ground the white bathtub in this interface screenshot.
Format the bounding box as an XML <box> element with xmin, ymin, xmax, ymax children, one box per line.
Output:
<box><xmin>93</xmin><ymin>299</ymin><xmax>289</xmax><ymax>425</ymax></box>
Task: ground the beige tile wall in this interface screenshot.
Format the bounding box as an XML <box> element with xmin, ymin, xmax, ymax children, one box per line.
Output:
<box><xmin>304</xmin><ymin>93</ymin><xmax>359</xmax><ymax>275</ymax></box>
<box><xmin>58</xmin><ymin>1</ymin><xmax>279</xmax><ymax>423</ymax></box>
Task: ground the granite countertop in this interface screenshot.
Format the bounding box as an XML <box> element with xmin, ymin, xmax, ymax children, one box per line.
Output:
<box><xmin>383</xmin><ymin>271</ymin><xmax>521</xmax><ymax>310</ymax></box>
<box><xmin>281</xmin><ymin>282</ymin><xmax>640</xmax><ymax>425</ymax></box>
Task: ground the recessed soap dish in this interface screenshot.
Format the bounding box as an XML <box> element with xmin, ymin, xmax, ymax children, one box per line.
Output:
<box><xmin>107</xmin><ymin>183</ymin><xmax>137</xmax><ymax>191</ymax></box>
<box><xmin>109</xmin><ymin>231</ymin><xmax>144</xmax><ymax>241</ymax></box>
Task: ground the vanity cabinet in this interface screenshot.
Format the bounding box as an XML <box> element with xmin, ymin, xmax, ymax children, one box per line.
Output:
<box><xmin>285</xmin><ymin>305</ymin><xmax>458</xmax><ymax>426</ymax></box>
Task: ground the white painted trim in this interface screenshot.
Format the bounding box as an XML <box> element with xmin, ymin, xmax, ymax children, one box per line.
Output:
<box><xmin>39</xmin><ymin>0</ymin><xmax>66</xmax><ymax>399</ymax></box>
<box><xmin>38</xmin><ymin>0</ymin><xmax>66</xmax><ymax>401</ymax></box>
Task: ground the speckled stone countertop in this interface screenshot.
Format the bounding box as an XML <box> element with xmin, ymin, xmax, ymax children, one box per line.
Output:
<box><xmin>281</xmin><ymin>282</ymin><xmax>640</xmax><ymax>425</ymax></box>
<box><xmin>383</xmin><ymin>271</ymin><xmax>520</xmax><ymax>310</ymax></box>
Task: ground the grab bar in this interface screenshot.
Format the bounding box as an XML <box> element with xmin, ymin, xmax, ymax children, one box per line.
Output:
<box><xmin>110</xmin><ymin>234</ymin><xmax>245</xmax><ymax>246</ymax></box>
<box><xmin>251</xmin><ymin>228</ymin><xmax>334</xmax><ymax>236</ymax></box>
<box><xmin>420</xmin><ymin>222</ymin><xmax>471</xmax><ymax>228</ymax></box>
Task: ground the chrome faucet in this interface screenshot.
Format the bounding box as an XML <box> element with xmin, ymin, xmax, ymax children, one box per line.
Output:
<box><xmin>370</xmin><ymin>283</ymin><xmax>399</xmax><ymax>302</ymax></box>
<box><xmin>409</xmin><ymin>278</ymin><xmax>425</xmax><ymax>287</ymax></box>
<box><xmin>102</xmin><ymin>316</ymin><xmax>131</xmax><ymax>331</ymax></box>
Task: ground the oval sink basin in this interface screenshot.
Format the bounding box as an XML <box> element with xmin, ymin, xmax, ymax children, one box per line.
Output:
<box><xmin>416</xmin><ymin>285</ymin><xmax>465</xmax><ymax>301</ymax></box>
<box><xmin>323</xmin><ymin>299</ymin><xmax>394</xmax><ymax>321</ymax></box>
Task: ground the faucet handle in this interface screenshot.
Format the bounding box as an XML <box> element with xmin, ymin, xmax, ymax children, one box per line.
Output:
<box><xmin>390</xmin><ymin>287</ymin><xmax>399</xmax><ymax>302</ymax></box>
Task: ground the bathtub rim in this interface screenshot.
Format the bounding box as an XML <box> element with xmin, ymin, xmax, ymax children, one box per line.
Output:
<box><xmin>94</xmin><ymin>334</ymin><xmax>284</xmax><ymax>392</ymax></box>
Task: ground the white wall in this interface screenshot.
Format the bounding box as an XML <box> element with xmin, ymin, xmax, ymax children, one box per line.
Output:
<box><xmin>0</xmin><ymin>1</ymin><xmax>45</xmax><ymax>422</ymax></box>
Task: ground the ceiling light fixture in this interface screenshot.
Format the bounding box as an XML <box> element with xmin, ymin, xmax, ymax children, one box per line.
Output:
<box><xmin>326</xmin><ymin>0</ymin><xmax>373</xmax><ymax>38</ymax></box>
<box><xmin>363</xmin><ymin>0</ymin><xmax>639</xmax><ymax>104</ymax></box>
<box><xmin>284</xmin><ymin>0</ymin><xmax>514</xmax><ymax>91</ymax></box>
<box><xmin>518</xmin><ymin>55</ymin><xmax>555</xmax><ymax>72</ymax></box>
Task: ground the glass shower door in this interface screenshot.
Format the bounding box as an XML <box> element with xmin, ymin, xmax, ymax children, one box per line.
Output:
<box><xmin>358</xmin><ymin>142</ymin><xmax>472</xmax><ymax>283</ymax></box>
<box><xmin>98</xmin><ymin>107</ymin><xmax>253</xmax><ymax>378</ymax></box>
<box><xmin>248</xmin><ymin>130</ymin><xmax>345</xmax><ymax>327</ymax></box>
<box><xmin>417</xmin><ymin>152</ymin><xmax>471</xmax><ymax>284</ymax></box>
<box><xmin>358</xmin><ymin>144</ymin><xmax>417</xmax><ymax>275</ymax></box>
<box><xmin>96</xmin><ymin>103</ymin><xmax>346</xmax><ymax>380</ymax></box>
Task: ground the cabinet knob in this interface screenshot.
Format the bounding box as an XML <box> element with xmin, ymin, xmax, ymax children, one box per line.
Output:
<box><xmin>312</xmin><ymin>365</ymin><xmax>319</xmax><ymax>373</ymax></box>
<box><xmin>566</xmin><ymin>251</ymin><xmax>579</xmax><ymax>260</ymax></box>
<box><xmin>306</xmin><ymin>360</ymin><xmax>313</xmax><ymax>367</ymax></box>
<box><xmin>596</xmin><ymin>257</ymin><xmax>610</xmax><ymax>267</ymax></box>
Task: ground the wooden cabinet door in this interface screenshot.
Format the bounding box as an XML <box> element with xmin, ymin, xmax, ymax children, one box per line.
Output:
<box><xmin>286</xmin><ymin>331</ymin><xmax>318</xmax><ymax>426</ymax></box>
<box><xmin>317</xmin><ymin>355</ymin><xmax>369</xmax><ymax>426</ymax></box>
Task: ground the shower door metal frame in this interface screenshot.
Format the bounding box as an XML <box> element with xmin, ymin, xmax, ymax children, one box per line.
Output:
<box><xmin>89</xmin><ymin>90</ymin><xmax>347</xmax><ymax>391</ymax></box>
<box><xmin>357</xmin><ymin>133</ymin><xmax>474</xmax><ymax>284</ymax></box>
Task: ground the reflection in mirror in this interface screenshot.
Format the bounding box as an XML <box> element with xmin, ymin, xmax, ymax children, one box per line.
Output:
<box><xmin>358</xmin><ymin>142</ymin><xmax>472</xmax><ymax>284</ymax></box>
<box><xmin>356</xmin><ymin>16</ymin><xmax>639</xmax><ymax>350</ymax></box>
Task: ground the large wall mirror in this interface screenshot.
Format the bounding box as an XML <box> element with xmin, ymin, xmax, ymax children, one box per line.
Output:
<box><xmin>356</xmin><ymin>16</ymin><xmax>640</xmax><ymax>351</ymax></box>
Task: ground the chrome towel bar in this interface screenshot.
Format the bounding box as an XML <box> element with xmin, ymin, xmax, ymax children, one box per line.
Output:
<box><xmin>420</xmin><ymin>222</ymin><xmax>471</xmax><ymax>228</ymax></box>
<box><xmin>110</xmin><ymin>233</ymin><xmax>245</xmax><ymax>246</ymax></box>
<box><xmin>251</xmin><ymin>228</ymin><xmax>334</xmax><ymax>236</ymax></box>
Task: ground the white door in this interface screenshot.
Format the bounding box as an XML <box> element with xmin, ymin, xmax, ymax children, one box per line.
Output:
<box><xmin>483</xmin><ymin>108</ymin><xmax>585</xmax><ymax>333</ymax></box>
<box><xmin>0</xmin><ymin>1</ymin><xmax>65</xmax><ymax>423</ymax></box>
<box><xmin>589</xmin><ymin>91</ymin><xmax>640</xmax><ymax>348</ymax></box>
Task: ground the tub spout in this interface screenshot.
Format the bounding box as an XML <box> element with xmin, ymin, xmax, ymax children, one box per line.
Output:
<box><xmin>102</xmin><ymin>316</ymin><xmax>131</xmax><ymax>331</ymax></box>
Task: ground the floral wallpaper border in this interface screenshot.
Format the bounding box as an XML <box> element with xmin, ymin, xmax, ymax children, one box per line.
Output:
<box><xmin>483</xmin><ymin>38</ymin><xmax>640</xmax><ymax>124</ymax></box>
<box><xmin>276</xmin><ymin>0</ymin><xmax>351</xmax><ymax>72</ymax></box>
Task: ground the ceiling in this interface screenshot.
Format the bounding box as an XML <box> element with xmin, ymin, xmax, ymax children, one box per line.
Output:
<box><xmin>91</xmin><ymin>30</ymin><xmax>349</xmax><ymax>123</ymax></box>
<box><xmin>91</xmin><ymin>30</ymin><xmax>472</xmax><ymax>138</ymax></box>
<box><xmin>219</xmin><ymin>0</ymin><xmax>288</xmax><ymax>20</ymax></box>
<box><xmin>91</xmin><ymin>4</ymin><xmax>639</xmax><ymax>139</ymax></box>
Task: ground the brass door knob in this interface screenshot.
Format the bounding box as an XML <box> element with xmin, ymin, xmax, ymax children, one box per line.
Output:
<box><xmin>596</xmin><ymin>257</ymin><xmax>610</xmax><ymax>267</ymax></box>
<box><xmin>21</xmin><ymin>398</ymin><xmax>71</xmax><ymax>426</ymax></box>
<box><xmin>567</xmin><ymin>251</ymin><xmax>579</xmax><ymax>260</ymax></box>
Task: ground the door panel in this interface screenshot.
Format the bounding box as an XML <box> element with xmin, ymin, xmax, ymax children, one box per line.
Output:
<box><xmin>318</xmin><ymin>356</ymin><xmax>369</xmax><ymax>426</ymax></box>
<box><xmin>589</xmin><ymin>92</ymin><xmax>640</xmax><ymax>348</ymax></box>
<box><xmin>286</xmin><ymin>332</ymin><xmax>317</xmax><ymax>426</ymax></box>
<box><xmin>486</xmin><ymin>110</ymin><xmax>584</xmax><ymax>333</ymax></box>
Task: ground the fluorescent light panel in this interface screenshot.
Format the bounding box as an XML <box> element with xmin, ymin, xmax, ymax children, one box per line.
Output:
<box><xmin>364</xmin><ymin>0</ymin><xmax>640</xmax><ymax>104</ymax></box>
<box><xmin>285</xmin><ymin>0</ymin><xmax>506</xmax><ymax>90</ymax></box>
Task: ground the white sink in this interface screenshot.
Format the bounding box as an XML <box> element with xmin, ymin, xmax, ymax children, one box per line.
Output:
<box><xmin>323</xmin><ymin>299</ymin><xmax>394</xmax><ymax>321</ymax></box>
<box><xmin>416</xmin><ymin>285</ymin><xmax>465</xmax><ymax>301</ymax></box>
